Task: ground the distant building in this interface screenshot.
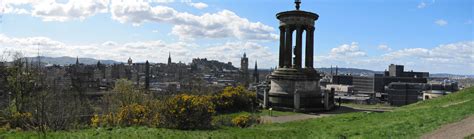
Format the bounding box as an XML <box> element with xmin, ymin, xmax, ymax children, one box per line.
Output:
<box><xmin>386</xmin><ymin>82</ymin><xmax>425</xmax><ymax>106</ymax></box>
<box><xmin>240</xmin><ymin>53</ymin><xmax>249</xmax><ymax>86</ymax></box>
<box><xmin>240</xmin><ymin>53</ymin><xmax>248</xmax><ymax>73</ymax></box>
<box><xmin>386</xmin><ymin>64</ymin><xmax>429</xmax><ymax>78</ymax></box>
<box><xmin>331</xmin><ymin>64</ymin><xmax>429</xmax><ymax>99</ymax></box>
<box><xmin>128</xmin><ymin>57</ymin><xmax>133</xmax><ymax>66</ymax></box>
<box><xmin>145</xmin><ymin>60</ymin><xmax>150</xmax><ymax>90</ymax></box>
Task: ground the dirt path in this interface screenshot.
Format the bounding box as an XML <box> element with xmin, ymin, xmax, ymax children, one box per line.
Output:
<box><xmin>260</xmin><ymin>106</ymin><xmax>389</xmax><ymax>124</ymax></box>
<box><xmin>422</xmin><ymin>115</ymin><xmax>474</xmax><ymax>139</ymax></box>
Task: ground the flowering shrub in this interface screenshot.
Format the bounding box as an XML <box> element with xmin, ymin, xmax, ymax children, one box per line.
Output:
<box><xmin>117</xmin><ymin>104</ymin><xmax>149</xmax><ymax>126</ymax></box>
<box><xmin>9</xmin><ymin>112</ymin><xmax>33</xmax><ymax>129</ymax></box>
<box><xmin>160</xmin><ymin>94</ymin><xmax>215</xmax><ymax>130</ymax></box>
<box><xmin>90</xmin><ymin>114</ymin><xmax>100</xmax><ymax>128</ymax></box>
<box><xmin>101</xmin><ymin>113</ymin><xmax>118</xmax><ymax>127</ymax></box>
<box><xmin>231</xmin><ymin>114</ymin><xmax>259</xmax><ymax>128</ymax></box>
<box><xmin>214</xmin><ymin>86</ymin><xmax>257</xmax><ymax>113</ymax></box>
<box><xmin>145</xmin><ymin>100</ymin><xmax>162</xmax><ymax>127</ymax></box>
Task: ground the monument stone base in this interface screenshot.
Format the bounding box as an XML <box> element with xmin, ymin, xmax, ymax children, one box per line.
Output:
<box><xmin>268</xmin><ymin>68</ymin><xmax>330</xmax><ymax>112</ymax></box>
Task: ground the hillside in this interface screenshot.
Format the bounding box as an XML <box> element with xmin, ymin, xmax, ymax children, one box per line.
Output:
<box><xmin>2</xmin><ymin>87</ymin><xmax>473</xmax><ymax>138</ymax></box>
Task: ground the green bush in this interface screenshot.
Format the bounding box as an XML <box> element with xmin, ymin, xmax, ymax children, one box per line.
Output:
<box><xmin>9</xmin><ymin>112</ymin><xmax>33</xmax><ymax>130</ymax></box>
<box><xmin>212</xmin><ymin>115</ymin><xmax>234</xmax><ymax>127</ymax></box>
<box><xmin>160</xmin><ymin>94</ymin><xmax>215</xmax><ymax>130</ymax></box>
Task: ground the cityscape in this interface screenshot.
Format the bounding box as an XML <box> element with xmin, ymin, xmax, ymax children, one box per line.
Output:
<box><xmin>0</xmin><ymin>0</ymin><xmax>473</xmax><ymax>138</ymax></box>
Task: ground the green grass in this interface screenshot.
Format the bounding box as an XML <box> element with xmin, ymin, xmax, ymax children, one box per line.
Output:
<box><xmin>341</xmin><ymin>103</ymin><xmax>396</xmax><ymax>111</ymax></box>
<box><xmin>2</xmin><ymin>87</ymin><xmax>474</xmax><ymax>138</ymax></box>
<box><xmin>466</xmin><ymin>134</ymin><xmax>474</xmax><ymax>139</ymax></box>
<box><xmin>216</xmin><ymin>109</ymin><xmax>298</xmax><ymax>118</ymax></box>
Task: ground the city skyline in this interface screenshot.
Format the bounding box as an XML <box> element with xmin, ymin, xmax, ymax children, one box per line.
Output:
<box><xmin>0</xmin><ymin>0</ymin><xmax>472</xmax><ymax>75</ymax></box>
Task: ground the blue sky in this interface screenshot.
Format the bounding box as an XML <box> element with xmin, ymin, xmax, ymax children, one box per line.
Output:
<box><xmin>0</xmin><ymin>0</ymin><xmax>473</xmax><ymax>74</ymax></box>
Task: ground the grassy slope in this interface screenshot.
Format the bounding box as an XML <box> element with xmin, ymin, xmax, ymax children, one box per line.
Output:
<box><xmin>2</xmin><ymin>87</ymin><xmax>474</xmax><ymax>138</ymax></box>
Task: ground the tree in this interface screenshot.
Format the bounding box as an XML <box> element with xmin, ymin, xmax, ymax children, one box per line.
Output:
<box><xmin>102</xmin><ymin>79</ymin><xmax>147</xmax><ymax>113</ymax></box>
<box><xmin>6</xmin><ymin>52</ymin><xmax>37</xmax><ymax>113</ymax></box>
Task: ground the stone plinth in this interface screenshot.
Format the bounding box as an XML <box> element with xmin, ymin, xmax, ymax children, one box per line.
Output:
<box><xmin>268</xmin><ymin>68</ymin><xmax>325</xmax><ymax>111</ymax></box>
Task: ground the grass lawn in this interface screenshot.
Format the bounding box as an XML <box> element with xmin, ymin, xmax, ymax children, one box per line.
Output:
<box><xmin>2</xmin><ymin>87</ymin><xmax>474</xmax><ymax>138</ymax></box>
<box><xmin>341</xmin><ymin>102</ymin><xmax>397</xmax><ymax>111</ymax></box>
<box><xmin>215</xmin><ymin>109</ymin><xmax>299</xmax><ymax>119</ymax></box>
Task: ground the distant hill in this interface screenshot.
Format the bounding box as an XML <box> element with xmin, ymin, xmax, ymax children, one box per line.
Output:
<box><xmin>26</xmin><ymin>56</ymin><xmax>120</xmax><ymax>65</ymax></box>
<box><xmin>430</xmin><ymin>73</ymin><xmax>474</xmax><ymax>78</ymax></box>
<box><xmin>316</xmin><ymin>67</ymin><xmax>382</xmax><ymax>76</ymax></box>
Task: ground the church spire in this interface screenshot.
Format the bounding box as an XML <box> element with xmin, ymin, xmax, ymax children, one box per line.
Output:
<box><xmin>76</xmin><ymin>56</ymin><xmax>79</xmax><ymax>65</ymax></box>
<box><xmin>168</xmin><ymin>52</ymin><xmax>172</xmax><ymax>65</ymax></box>
<box><xmin>254</xmin><ymin>60</ymin><xmax>259</xmax><ymax>83</ymax></box>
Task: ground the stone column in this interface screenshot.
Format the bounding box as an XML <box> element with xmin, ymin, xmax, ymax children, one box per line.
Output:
<box><xmin>305</xmin><ymin>27</ymin><xmax>314</xmax><ymax>68</ymax></box>
<box><xmin>263</xmin><ymin>89</ymin><xmax>268</xmax><ymax>108</ymax></box>
<box><xmin>279</xmin><ymin>26</ymin><xmax>285</xmax><ymax>68</ymax></box>
<box><xmin>285</xmin><ymin>27</ymin><xmax>293</xmax><ymax>68</ymax></box>
<box><xmin>294</xmin><ymin>89</ymin><xmax>300</xmax><ymax>110</ymax></box>
<box><xmin>295</xmin><ymin>27</ymin><xmax>303</xmax><ymax>69</ymax></box>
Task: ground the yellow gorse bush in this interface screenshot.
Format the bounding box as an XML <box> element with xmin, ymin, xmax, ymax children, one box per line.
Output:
<box><xmin>117</xmin><ymin>104</ymin><xmax>149</xmax><ymax>126</ymax></box>
<box><xmin>9</xmin><ymin>112</ymin><xmax>33</xmax><ymax>129</ymax></box>
<box><xmin>160</xmin><ymin>94</ymin><xmax>215</xmax><ymax>129</ymax></box>
<box><xmin>231</xmin><ymin>114</ymin><xmax>259</xmax><ymax>128</ymax></box>
<box><xmin>90</xmin><ymin>114</ymin><xmax>100</xmax><ymax>128</ymax></box>
<box><xmin>214</xmin><ymin>86</ymin><xmax>257</xmax><ymax>112</ymax></box>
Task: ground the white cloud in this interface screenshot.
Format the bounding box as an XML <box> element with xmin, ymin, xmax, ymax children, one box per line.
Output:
<box><xmin>0</xmin><ymin>34</ymin><xmax>64</xmax><ymax>47</ymax></box>
<box><xmin>181</xmin><ymin>0</ymin><xmax>208</xmax><ymax>9</ymax></box>
<box><xmin>0</xmin><ymin>34</ymin><xmax>194</xmax><ymax>63</ymax></box>
<box><xmin>314</xmin><ymin>42</ymin><xmax>368</xmax><ymax>70</ymax></box>
<box><xmin>153</xmin><ymin>0</ymin><xmax>175</xmax><ymax>3</ymax></box>
<box><xmin>110</xmin><ymin>0</ymin><xmax>277</xmax><ymax>41</ymax></box>
<box><xmin>188</xmin><ymin>2</ymin><xmax>208</xmax><ymax>9</ymax></box>
<box><xmin>2</xmin><ymin>0</ymin><xmax>276</xmax><ymax>41</ymax></box>
<box><xmin>435</xmin><ymin>19</ymin><xmax>448</xmax><ymax>26</ymax></box>
<box><xmin>1</xmin><ymin>0</ymin><xmax>35</xmax><ymax>14</ymax></box>
<box><xmin>380</xmin><ymin>41</ymin><xmax>474</xmax><ymax>74</ymax></box>
<box><xmin>329</xmin><ymin>42</ymin><xmax>366</xmax><ymax>57</ymax></box>
<box><xmin>417</xmin><ymin>0</ymin><xmax>436</xmax><ymax>9</ymax></box>
<box><xmin>1</xmin><ymin>0</ymin><xmax>109</xmax><ymax>21</ymax></box>
<box><xmin>377</xmin><ymin>44</ymin><xmax>392</xmax><ymax>51</ymax></box>
<box><xmin>417</xmin><ymin>2</ymin><xmax>426</xmax><ymax>8</ymax></box>
<box><xmin>0</xmin><ymin>34</ymin><xmax>277</xmax><ymax>68</ymax></box>
<box><xmin>315</xmin><ymin>41</ymin><xmax>474</xmax><ymax>75</ymax></box>
<box><xmin>32</xmin><ymin>0</ymin><xmax>109</xmax><ymax>22</ymax></box>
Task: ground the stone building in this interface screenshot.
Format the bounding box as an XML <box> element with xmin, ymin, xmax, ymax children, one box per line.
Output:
<box><xmin>331</xmin><ymin>64</ymin><xmax>429</xmax><ymax>99</ymax></box>
<box><xmin>240</xmin><ymin>53</ymin><xmax>248</xmax><ymax>73</ymax></box>
<box><xmin>240</xmin><ymin>53</ymin><xmax>249</xmax><ymax>86</ymax></box>
<box><xmin>68</xmin><ymin>58</ymin><xmax>100</xmax><ymax>93</ymax></box>
<box><xmin>266</xmin><ymin>0</ymin><xmax>334</xmax><ymax>111</ymax></box>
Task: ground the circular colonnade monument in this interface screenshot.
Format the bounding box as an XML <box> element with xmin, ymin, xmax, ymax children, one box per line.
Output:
<box><xmin>266</xmin><ymin>0</ymin><xmax>335</xmax><ymax>111</ymax></box>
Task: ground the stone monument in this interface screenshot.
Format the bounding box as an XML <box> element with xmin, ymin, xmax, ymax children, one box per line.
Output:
<box><xmin>267</xmin><ymin>0</ymin><xmax>334</xmax><ymax>111</ymax></box>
